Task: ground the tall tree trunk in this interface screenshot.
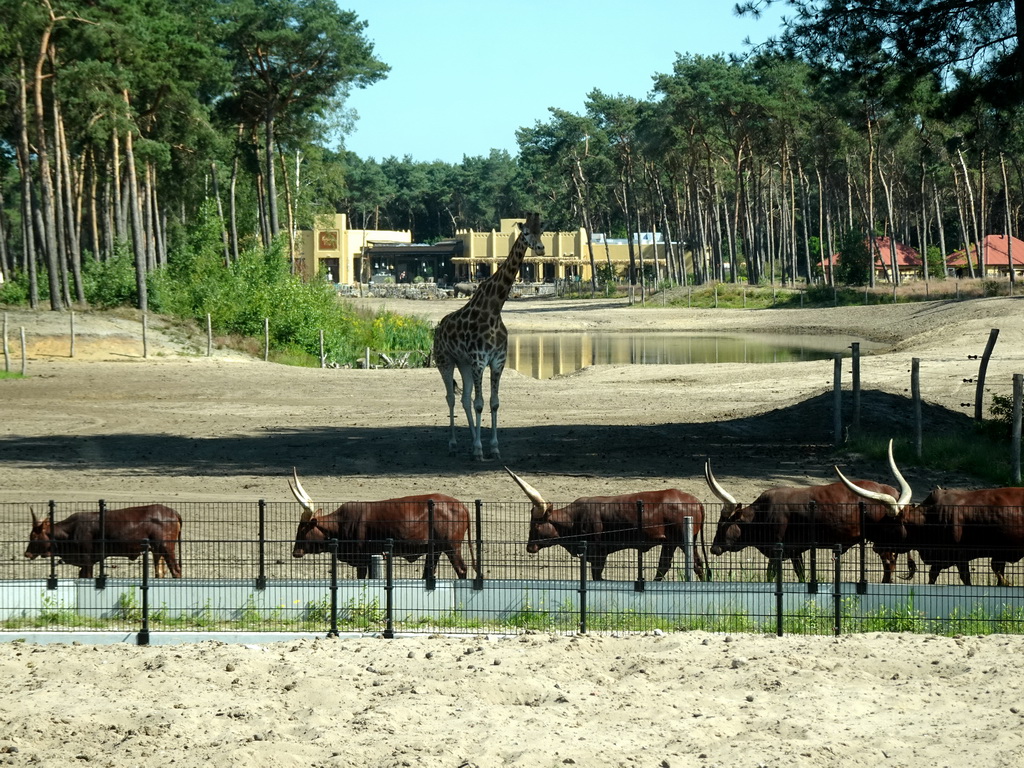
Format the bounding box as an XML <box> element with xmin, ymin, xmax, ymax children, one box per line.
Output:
<box><xmin>55</xmin><ymin>100</ymin><xmax>84</xmax><ymax>303</ymax></box>
<box><xmin>122</xmin><ymin>92</ymin><xmax>148</xmax><ymax>311</ymax></box>
<box><xmin>1002</xmin><ymin>152</ymin><xmax>1016</xmax><ymax>288</ymax></box>
<box><xmin>210</xmin><ymin>162</ymin><xmax>230</xmax><ymax>266</ymax></box>
<box><xmin>264</xmin><ymin>112</ymin><xmax>280</xmax><ymax>238</ymax></box>
<box><xmin>29</xmin><ymin>44</ymin><xmax>63</xmax><ymax>310</ymax></box>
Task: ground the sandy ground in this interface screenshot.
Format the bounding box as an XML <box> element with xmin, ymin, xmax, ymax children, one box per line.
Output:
<box><xmin>2</xmin><ymin>294</ymin><xmax>1024</xmax><ymax>766</ymax></box>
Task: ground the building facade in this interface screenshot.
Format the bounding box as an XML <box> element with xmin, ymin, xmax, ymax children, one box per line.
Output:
<box><xmin>295</xmin><ymin>215</ymin><xmax>676</xmax><ymax>286</ymax></box>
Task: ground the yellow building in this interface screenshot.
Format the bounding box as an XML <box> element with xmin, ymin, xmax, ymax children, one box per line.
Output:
<box><xmin>296</xmin><ymin>215</ymin><xmax>677</xmax><ymax>285</ymax></box>
<box><xmin>294</xmin><ymin>213</ymin><xmax>412</xmax><ymax>284</ymax></box>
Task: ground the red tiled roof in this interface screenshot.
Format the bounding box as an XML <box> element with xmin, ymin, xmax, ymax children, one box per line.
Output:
<box><xmin>821</xmin><ymin>237</ymin><xmax>922</xmax><ymax>269</ymax></box>
<box><xmin>946</xmin><ymin>235</ymin><xmax>1024</xmax><ymax>267</ymax></box>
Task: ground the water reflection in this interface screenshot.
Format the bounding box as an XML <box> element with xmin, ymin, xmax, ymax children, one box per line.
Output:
<box><xmin>506</xmin><ymin>332</ymin><xmax>884</xmax><ymax>380</ymax></box>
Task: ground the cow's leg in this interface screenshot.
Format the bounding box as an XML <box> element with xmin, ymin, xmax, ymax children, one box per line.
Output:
<box><xmin>878</xmin><ymin>550</ymin><xmax>895</xmax><ymax>584</ymax></box>
<box><xmin>421</xmin><ymin>550</ymin><xmax>443</xmax><ymax>580</ymax></box>
<box><xmin>445</xmin><ymin>546</ymin><xmax>468</xmax><ymax>579</ymax></box>
<box><xmin>590</xmin><ymin>553</ymin><xmax>608</xmax><ymax>581</ymax></box>
<box><xmin>162</xmin><ymin>545</ymin><xmax>182</xmax><ymax>578</ymax></box>
<box><xmin>78</xmin><ymin>564</ymin><xmax>94</xmax><ymax>578</ymax></box>
<box><xmin>928</xmin><ymin>564</ymin><xmax>944</xmax><ymax>584</ymax></box>
<box><xmin>955</xmin><ymin>561</ymin><xmax>972</xmax><ymax>585</ymax></box>
<box><xmin>992</xmin><ymin>560</ymin><xmax>1012</xmax><ymax>587</ymax></box>
<box><xmin>692</xmin><ymin>549</ymin><xmax>707</xmax><ymax>582</ymax></box>
<box><xmin>153</xmin><ymin>555</ymin><xmax>166</xmax><ymax>579</ymax></box>
<box><xmin>654</xmin><ymin>545</ymin><xmax>676</xmax><ymax>581</ymax></box>
<box><xmin>791</xmin><ymin>554</ymin><xmax>806</xmax><ymax>583</ymax></box>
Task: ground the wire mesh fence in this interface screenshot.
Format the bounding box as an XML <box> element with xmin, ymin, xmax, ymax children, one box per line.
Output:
<box><xmin>1</xmin><ymin>499</ymin><xmax>1021</xmax><ymax>640</ymax></box>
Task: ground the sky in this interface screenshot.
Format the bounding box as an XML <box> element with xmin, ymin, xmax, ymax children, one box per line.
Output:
<box><xmin>338</xmin><ymin>0</ymin><xmax>790</xmax><ymax>164</ymax></box>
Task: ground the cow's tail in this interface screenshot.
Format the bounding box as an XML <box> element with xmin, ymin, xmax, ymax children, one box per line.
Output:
<box><xmin>900</xmin><ymin>554</ymin><xmax>917</xmax><ymax>581</ymax></box>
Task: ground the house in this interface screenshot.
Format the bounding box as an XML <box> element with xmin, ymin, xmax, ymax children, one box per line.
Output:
<box><xmin>820</xmin><ymin>236</ymin><xmax>923</xmax><ymax>282</ymax></box>
<box><xmin>946</xmin><ymin>234</ymin><xmax>1024</xmax><ymax>279</ymax></box>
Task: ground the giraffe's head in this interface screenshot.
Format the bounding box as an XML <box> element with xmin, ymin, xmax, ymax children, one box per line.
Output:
<box><xmin>520</xmin><ymin>212</ymin><xmax>545</xmax><ymax>257</ymax></box>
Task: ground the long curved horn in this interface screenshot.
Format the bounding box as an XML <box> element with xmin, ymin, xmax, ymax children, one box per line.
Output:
<box><xmin>30</xmin><ymin>508</ymin><xmax>39</xmax><ymax>527</ymax></box>
<box><xmin>885</xmin><ymin>439</ymin><xmax>913</xmax><ymax>510</ymax></box>
<box><xmin>834</xmin><ymin>439</ymin><xmax>912</xmax><ymax>517</ymax></box>
<box><xmin>704</xmin><ymin>460</ymin><xmax>737</xmax><ymax>506</ymax></box>
<box><xmin>834</xmin><ymin>465</ymin><xmax>900</xmax><ymax>514</ymax></box>
<box><xmin>288</xmin><ymin>467</ymin><xmax>316</xmax><ymax>522</ymax></box>
<box><xmin>504</xmin><ymin>466</ymin><xmax>548</xmax><ymax>519</ymax></box>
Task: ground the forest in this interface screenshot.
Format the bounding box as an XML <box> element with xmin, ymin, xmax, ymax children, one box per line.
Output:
<box><xmin>1</xmin><ymin>0</ymin><xmax>1022</xmax><ymax>314</ymax></box>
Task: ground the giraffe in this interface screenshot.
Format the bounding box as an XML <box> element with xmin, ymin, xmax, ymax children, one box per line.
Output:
<box><xmin>433</xmin><ymin>213</ymin><xmax>545</xmax><ymax>460</ymax></box>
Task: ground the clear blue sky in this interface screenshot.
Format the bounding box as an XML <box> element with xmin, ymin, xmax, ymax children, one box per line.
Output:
<box><xmin>338</xmin><ymin>1</ymin><xmax>789</xmax><ymax>164</ymax></box>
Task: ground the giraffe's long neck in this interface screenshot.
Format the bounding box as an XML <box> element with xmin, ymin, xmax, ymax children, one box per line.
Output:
<box><xmin>467</xmin><ymin>233</ymin><xmax>529</xmax><ymax>313</ymax></box>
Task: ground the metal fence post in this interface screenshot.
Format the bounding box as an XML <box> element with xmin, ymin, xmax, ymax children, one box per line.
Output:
<box><xmin>808</xmin><ymin>500</ymin><xmax>818</xmax><ymax>594</ymax></box>
<box><xmin>327</xmin><ymin>539</ymin><xmax>339</xmax><ymax>638</ymax></box>
<box><xmin>384</xmin><ymin>538</ymin><xmax>395</xmax><ymax>639</ymax></box>
<box><xmin>857</xmin><ymin>502</ymin><xmax>868</xmax><ymax>594</ymax></box>
<box><xmin>424</xmin><ymin>500</ymin><xmax>436</xmax><ymax>590</ymax></box>
<box><xmin>833</xmin><ymin>544</ymin><xmax>843</xmax><ymax>637</ymax></box>
<box><xmin>775</xmin><ymin>543</ymin><xmax>785</xmax><ymax>637</ymax></box>
<box><xmin>46</xmin><ymin>501</ymin><xmax>57</xmax><ymax>590</ymax></box>
<box><xmin>474</xmin><ymin>499</ymin><xmax>484</xmax><ymax>590</ymax></box>
<box><xmin>683</xmin><ymin>515</ymin><xmax>694</xmax><ymax>583</ymax></box>
<box><xmin>137</xmin><ymin>539</ymin><xmax>150</xmax><ymax>646</ymax></box>
<box><xmin>96</xmin><ymin>499</ymin><xmax>107</xmax><ymax>589</ymax></box>
<box><xmin>578</xmin><ymin>540</ymin><xmax>588</xmax><ymax>635</ymax></box>
<box><xmin>256</xmin><ymin>499</ymin><xmax>267</xmax><ymax>590</ymax></box>
<box><xmin>634</xmin><ymin>500</ymin><xmax>646</xmax><ymax>592</ymax></box>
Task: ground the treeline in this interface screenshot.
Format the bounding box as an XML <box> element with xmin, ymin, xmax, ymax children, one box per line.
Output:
<box><xmin>1</xmin><ymin>1</ymin><xmax>1022</xmax><ymax>313</ymax></box>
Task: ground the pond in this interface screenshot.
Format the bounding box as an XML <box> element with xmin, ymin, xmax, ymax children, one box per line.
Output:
<box><xmin>505</xmin><ymin>332</ymin><xmax>886</xmax><ymax>380</ymax></box>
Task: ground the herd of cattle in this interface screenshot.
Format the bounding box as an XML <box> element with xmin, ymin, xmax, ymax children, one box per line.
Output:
<box><xmin>20</xmin><ymin>444</ymin><xmax>1024</xmax><ymax>587</ymax></box>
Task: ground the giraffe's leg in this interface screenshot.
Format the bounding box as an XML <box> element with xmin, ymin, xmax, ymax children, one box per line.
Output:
<box><xmin>457</xmin><ymin>362</ymin><xmax>483</xmax><ymax>460</ymax></box>
<box><xmin>469</xmin><ymin>365</ymin><xmax>486</xmax><ymax>461</ymax></box>
<box><xmin>439</xmin><ymin>364</ymin><xmax>458</xmax><ymax>454</ymax></box>
<box><xmin>487</xmin><ymin>362</ymin><xmax>503</xmax><ymax>460</ymax></box>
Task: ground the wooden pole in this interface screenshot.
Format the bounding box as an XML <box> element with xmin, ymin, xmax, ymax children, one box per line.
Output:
<box><xmin>142</xmin><ymin>313</ymin><xmax>149</xmax><ymax>359</ymax></box>
<box><xmin>850</xmin><ymin>342</ymin><xmax>861</xmax><ymax>431</ymax></box>
<box><xmin>912</xmin><ymin>358</ymin><xmax>922</xmax><ymax>459</ymax></box>
<box><xmin>70</xmin><ymin>310</ymin><xmax>75</xmax><ymax>358</ymax></box>
<box><xmin>833</xmin><ymin>353</ymin><xmax>842</xmax><ymax>447</ymax></box>
<box><xmin>319</xmin><ymin>330</ymin><xmax>325</xmax><ymax>368</ymax></box>
<box><xmin>264</xmin><ymin>318</ymin><xmax>270</xmax><ymax>362</ymax></box>
<box><xmin>1012</xmin><ymin>373</ymin><xmax>1022</xmax><ymax>484</ymax></box>
<box><xmin>20</xmin><ymin>327</ymin><xmax>26</xmax><ymax>375</ymax></box>
<box><xmin>206</xmin><ymin>313</ymin><xmax>212</xmax><ymax>357</ymax></box>
<box><xmin>3</xmin><ymin>312</ymin><xmax>9</xmax><ymax>372</ymax></box>
<box><xmin>974</xmin><ymin>329</ymin><xmax>1000</xmax><ymax>421</ymax></box>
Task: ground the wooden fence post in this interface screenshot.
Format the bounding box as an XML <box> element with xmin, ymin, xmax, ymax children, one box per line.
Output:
<box><xmin>3</xmin><ymin>312</ymin><xmax>8</xmax><ymax>372</ymax></box>
<box><xmin>1013</xmin><ymin>373</ymin><xmax>1022</xmax><ymax>484</ymax></box>
<box><xmin>263</xmin><ymin>318</ymin><xmax>270</xmax><ymax>362</ymax></box>
<box><xmin>850</xmin><ymin>342</ymin><xmax>861</xmax><ymax>431</ymax></box>
<box><xmin>206</xmin><ymin>313</ymin><xmax>212</xmax><ymax>357</ymax></box>
<box><xmin>20</xmin><ymin>327</ymin><xmax>26</xmax><ymax>375</ymax></box>
<box><xmin>70</xmin><ymin>310</ymin><xmax>75</xmax><ymax>358</ymax></box>
<box><xmin>912</xmin><ymin>358</ymin><xmax>922</xmax><ymax>459</ymax></box>
<box><xmin>974</xmin><ymin>329</ymin><xmax>1000</xmax><ymax>421</ymax></box>
<box><xmin>833</xmin><ymin>353</ymin><xmax>843</xmax><ymax>447</ymax></box>
<box><xmin>142</xmin><ymin>313</ymin><xmax>148</xmax><ymax>359</ymax></box>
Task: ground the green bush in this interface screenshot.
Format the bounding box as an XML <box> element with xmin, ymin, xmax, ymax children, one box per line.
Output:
<box><xmin>81</xmin><ymin>248</ymin><xmax>138</xmax><ymax>308</ymax></box>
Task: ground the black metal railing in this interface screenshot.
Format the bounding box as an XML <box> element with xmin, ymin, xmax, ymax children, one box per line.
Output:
<box><xmin>2</xmin><ymin>499</ymin><xmax>1022</xmax><ymax>641</ymax></box>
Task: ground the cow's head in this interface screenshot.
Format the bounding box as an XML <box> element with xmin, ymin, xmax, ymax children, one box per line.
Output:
<box><xmin>24</xmin><ymin>510</ymin><xmax>55</xmax><ymax>561</ymax></box>
<box><xmin>833</xmin><ymin>439</ymin><xmax>913</xmax><ymax>518</ymax></box>
<box><xmin>288</xmin><ymin>468</ymin><xmax>330</xmax><ymax>557</ymax></box>
<box><xmin>505</xmin><ymin>467</ymin><xmax>559</xmax><ymax>553</ymax></box>
<box><xmin>703</xmin><ymin>460</ymin><xmax>754</xmax><ymax>555</ymax></box>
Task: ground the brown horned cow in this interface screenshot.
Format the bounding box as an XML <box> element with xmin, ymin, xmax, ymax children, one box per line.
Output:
<box><xmin>25</xmin><ymin>505</ymin><xmax>183</xmax><ymax>578</ymax></box>
<box><xmin>287</xmin><ymin>469</ymin><xmax>475</xmax><ymax>579</ymax></box>
<box><xmin>835</xmin><ymin>445</ymin><xmax>1024</xmax><ymax>586</ymax></box>
<box><xmin>505</xmin><ymin>468</ymin><xmax>708</xmax><ymax>581</ymax></box>
<box><xmin>704</xmin><ymin>452</ymin><xmax>908</xmax><ymax>582</ymax></box>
